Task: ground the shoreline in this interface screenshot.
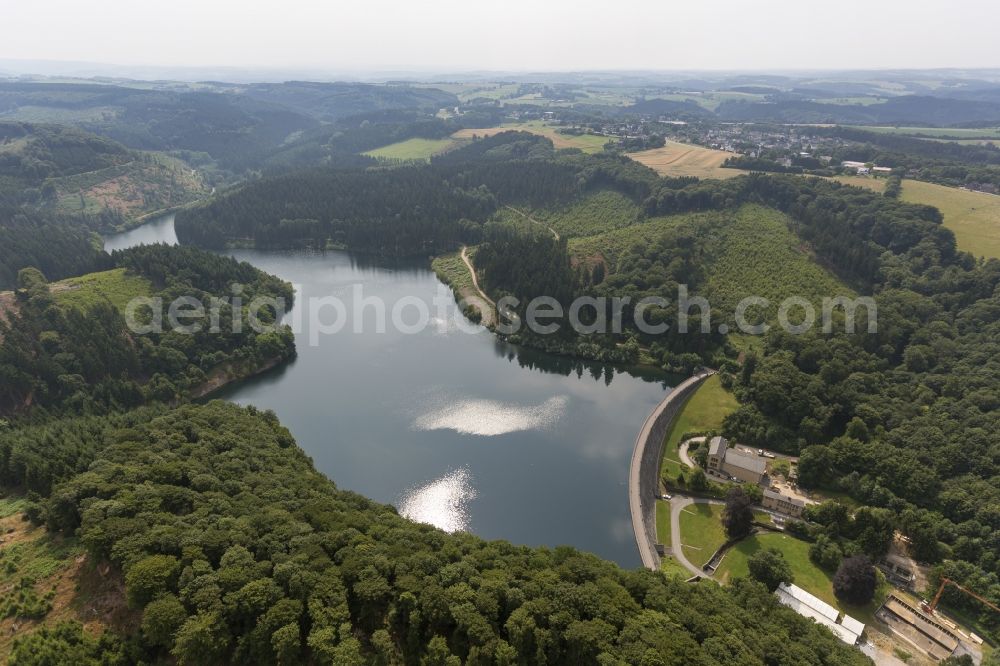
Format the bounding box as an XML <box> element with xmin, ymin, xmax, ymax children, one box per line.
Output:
<box><xmin>629</xmin><ymin>369</ymin><xmax>714</xmax><ymax>570</ymax></box>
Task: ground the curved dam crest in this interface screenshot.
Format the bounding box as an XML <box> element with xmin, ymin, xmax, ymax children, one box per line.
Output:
<box><xmin>630</xmin><ymin>369</ymin><xmax>714</xmax><ymax>570</ymax></box>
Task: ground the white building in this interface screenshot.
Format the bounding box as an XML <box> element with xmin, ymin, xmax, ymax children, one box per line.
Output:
<box><xmin>775</xmin><ymin>583</ymin><xmax>865</xmax><ymax>645</ymax></box>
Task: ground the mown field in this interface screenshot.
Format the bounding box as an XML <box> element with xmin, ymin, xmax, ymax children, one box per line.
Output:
<box><xmin>900</xmin><ymin>180</ymin><xmax>1000</xmax><ymax>259</ymax></box>
<box><xmin>831</xmin><ymin>175</ymin><xmax>1000</xmax><ymax>259</ymax></box>
<box><xmin>626</xmin><ymin>140</ymin><xmax>738</xmax><ymax>179</ymax></box>
<box><xmin>451</xmin><ymin>121</ymin><xmax>609</xmax><ymax>153</ymax></box>
<box><xmin>678</xmin><ymin>503</ymin><xmax>727</xmax><ymax>568</ymax></box>
<box><xmin>363</xmin><ymin>137</ymin><xmax>459</xmax><ymax>161</ymax></box>
<box><xmin>51</xmin><ymin>268</ymin><xmax>153</xmax><ymax>312</ymax></box>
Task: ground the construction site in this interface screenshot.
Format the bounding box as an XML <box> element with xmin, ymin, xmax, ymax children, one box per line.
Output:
<box><xmin>872</xmin><ymin>576</ymin><xmax>996</xmax><ymax>664</ymax></box>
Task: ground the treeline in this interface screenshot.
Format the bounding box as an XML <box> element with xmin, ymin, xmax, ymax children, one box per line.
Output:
<box><xmin>821</xmin><ymin>127</ymin><xmax>1000</xmax><ymax>190</ymax></box>
<box><xmin>0</xmin><ymin>245</ymin><xmax>294</xmax><ymax>415</ymax></box>
<box><xmin>717</xmin><ymin>95</ymin><xmax>1000</xmax><ymax>126</ymax></box>
<box><xmin>177</xmin><ymin>133</ymin><xmax>663</xmax><ymax>257</ymax></box>
<box><xmin>176</xmin><ymin>133</ymin><xmax>585</xmax><ymax>255</ymax></box>
<box><xmin>642</xmin><ymin>174</ymin><xmax>948</xmax><ymax>290</ymax></box>
<box><xmin>4</xmin><ymin>401</ymin><xmax>869</xmax><ymax>665</ymax></box>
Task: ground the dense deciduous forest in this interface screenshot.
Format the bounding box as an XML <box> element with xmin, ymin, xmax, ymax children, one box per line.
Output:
<box><xmin>2</xmin><ymin>401</ymin><xmax>869</xmax><ymax>665</ymax></box>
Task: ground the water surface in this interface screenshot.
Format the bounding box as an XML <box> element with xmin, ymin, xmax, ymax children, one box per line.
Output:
<box><xmin>105</xmin><ymin>220</ymin><xmax>676</xmax><ymax>566</ymax></box>
<box><xmin>102</xmin><ymin>214</ymin><xmax>177</xmax><ymax>252</ymax></box>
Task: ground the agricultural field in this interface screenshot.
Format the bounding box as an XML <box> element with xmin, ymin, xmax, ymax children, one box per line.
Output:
<box><xmin>529</xmin><ymin>189</ymin><xmax>640</xmax><ymax>238</ymax></box>
<box><xmin>451</xmin><ymin>121</ymin><xmax>609</xmax><ymax>153</ymax></box>
<box><xmin>831</xmin><ymin>176</ymin><xmax>1000</xmax><ymax>259</ymax></box>
<box><xmin>626</xmin><ymin>140</ymin><xmax>738</xmax><ymax>179</ymax></box>
<box><xmin>900</xmin><ymin>180</ymin><xmax>1000</xmax><ymax>259</ymax></box>
<box><xmin>851</xmin><ymin>125</ymin><xmax>1000</xmax><ymax>139</ymax></box>
<box><xmin>51</xmin><ymin>268</ymin><xmax>153</xmax><ymax>313</ymax></box>
<box><xmin>714</xmin><ymin>531</ymin><xmax>890</xmax><ymax>624</ymax></box>
<box><xmin>363</xmin><ymin>137</ymin><xmax>459</xmax><ymax>161</ymax></box>
<box><xmin>645</xmin><ymin>91</ymin><xmax>767</xmax><ymax>111</ymax></box>
<box><xmin>677</xmin><ymin>503</ymin><xmax>727</xmax><ymax>568</ymax></box>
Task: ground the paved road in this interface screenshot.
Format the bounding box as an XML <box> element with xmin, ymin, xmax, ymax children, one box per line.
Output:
<box><xmin>677</xmin><ymin>436</ymin><xmax>706</xmax><ymax>469</ymax></box>
<box><xmin>669</xmin><ymin>494</ymin><xmax>726</xmax><ymax>578</ymax></box>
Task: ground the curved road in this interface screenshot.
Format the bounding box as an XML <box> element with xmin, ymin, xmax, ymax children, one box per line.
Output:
<box><xmin>677</xmin><ymin>436</ymin><xmax>705</xmax><ymax>470</ymax></box>
<box><xmin>459</xmin><ymin>246</ymin><xmax>496</xmax><ymax>328</ymax></box>
<box><xmin>669</xmin><ymin>495</ymin><xmax>725</xmax><ymax>578</ymax></box>
<box><xmin>629</xmin><ymin>370</ymin><xmax>713</xmax><ymax>570</ymax></box>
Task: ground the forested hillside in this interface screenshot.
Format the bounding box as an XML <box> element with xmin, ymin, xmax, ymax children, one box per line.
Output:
<box><xmin>1</xmin><ymin>401</ymin><xmax>869</xmax><ymax>665</ymax></box>
<box><xmin>0</xmin><ymin>121</ymin><xmax>207</xmax><ymax>220</ymax></box>
<box><xmin>175</xmin><ymin>132</ymin><xmax>666</xmax><ymax>256</ymax></box>
<box><xmin>0</xmin><ymin>206</ymin><xmax>114</xmax><ymax>289</ymax></box>
<box><xmin>0</xmin><ymin>245</ymin><xmax>294</xmax><ymax>415</ymax></box>
<box><xmin>175</xmin><ymin>133</ymin><xmax>586</xmax><ymax>254</ymax></box>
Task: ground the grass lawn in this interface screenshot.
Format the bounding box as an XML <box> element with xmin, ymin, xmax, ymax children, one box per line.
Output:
<box><xmin>51</xmin><ymin>268</ymin><xmax>153</xmax><ymax>313</ymax></box>
<box><xmin>660</xmin><ymin>374</ymin><xmax>739</xmax><ymax>479</ymax></box>
<box><xmin>655</xmin><ymin>499</ymin><xmax>671</xmax><ymax>547</ymax></box>
<box><xmin>678</xmin><ymin>503</ymin><xmax>727</xmax><ymax>568</ymax></box>
<box><xmin>714</xmin><ymin>531</ymin><xmax>889</xmax><ymax>625</ymax></box>
<box><xmin>364</xmin><ymin>137</ymin><xmax>458</xmax><ymax>161</ymax></box>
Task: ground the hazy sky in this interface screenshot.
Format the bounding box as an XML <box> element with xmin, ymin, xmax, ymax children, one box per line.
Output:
<box><xmin>5</xmin><ymin>0</ymin><xmax>999</xmax><ymax>73</ymax></box>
